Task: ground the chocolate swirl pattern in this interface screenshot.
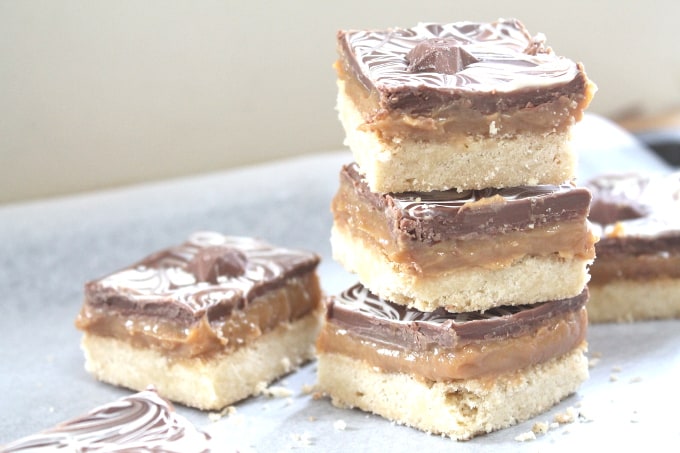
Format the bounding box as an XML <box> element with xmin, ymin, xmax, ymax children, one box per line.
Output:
<box><xmin>328</xmin><ymin>283</ymin><xmax>588</xmax><ymax>348</ymax></box>
<box><xmin>85</xmin><ymin>232</ymin><xmax>319</xmax><ymax>319</ymax></box>
<box><xmin>338</xmin><ymin>283</ymin><xmax>547</xmax><ymax>324</ymax></box>
<box><xmin>342</xmin><ymin>163</ymin><xmax>591</xmax><ymax>240</ymax></box>
<box><xmin>394</xmin><ymin>181</ymin><xmax>576</xmax><ymax>218</ymax></box>
<box><xmin>2</xmin><ymin>388</ymin><xmax>212</xmax><ymax>452</ymax></box>
<box><xmin>340</xmin><ymin>19</ymin><xmax>579</xmax><ymax>94</ymax></box>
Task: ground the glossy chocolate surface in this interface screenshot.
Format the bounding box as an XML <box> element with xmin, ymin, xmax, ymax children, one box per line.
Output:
<box><xmin>337</xmin><ymin>19</ymin><xmax>590</xmax><ymax>115</ymax></box>
<box><xmin>83</xmin><ymin>232</ymin><xmax>320</xmax><ymax>324</ymax></box>
<box><xmin>2</xmin><ymin>388</ymin><xmax>212</xmax><ymax>452</ymax></box>
<box><xmin>342</xmin><ymin>163</ymin><xmax>592</xmax><ymax>243</ymax></box>
<box><xmin>325</xmin><ymin>283</ymin><xmax>588</xmax><ymax>350</ymax></box>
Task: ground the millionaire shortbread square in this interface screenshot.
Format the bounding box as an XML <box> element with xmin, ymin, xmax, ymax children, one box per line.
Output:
<box><xmin>331</xmin><ymin>163</ymin><xmax>596</xmax><ymax>312</ymax></box>
<box><xmin>586</xmin><ymin>172</ymin><xmax>680</xmax><ymax>322</ymax></box>
<box><xmin>75</xmin><ymin>232</ymin><xmax>323</xmax><ymax>410</ymax></box>
<box><xmin>336</xmin><ymin>19</ymin><xmax>596</xmax><ymax>192</ymax></box>
<box><xmin>316</xmin><ymin>284</ymin><xmax>589</xmax><ymax>440</ymax></box>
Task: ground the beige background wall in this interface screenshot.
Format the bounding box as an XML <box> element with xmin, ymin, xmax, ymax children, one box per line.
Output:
<box><xmin>2</xmin><ymin>0</ymin><xmax>679</xmax><ymax>204</ymax></box>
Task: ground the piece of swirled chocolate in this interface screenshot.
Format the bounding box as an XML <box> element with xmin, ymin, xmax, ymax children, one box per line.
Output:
<box><xmin>2</xmin><ymin>388</ymin><xmax>215</xmax><ymax>452</ymax></box>
<box><xmin>336</xmin><ymin>19</ymin><xmax>596</xmax><ymax>193</ymax></box>
<box><xmin>586</xmin><ymin>171</ymin><xmax>680</xmax><ymax>322</ymax></box>
<box><xmin>316</xmin><ymin>283</ymin><xmax>589</xmax><ymax>440</ymax></box>
<box><xmin>331</xmin><ymin>163</ymin><xmax>597</xmax><ymax>312</ymax></box>
<box><xmin>75</xmin><ymin>232</ymin><xmax>322</xmax><ymax>410</ymax></box>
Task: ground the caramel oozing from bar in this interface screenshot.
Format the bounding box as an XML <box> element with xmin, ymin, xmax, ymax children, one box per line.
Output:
<box><xmin>316</xmin><ymin>306</ymin><xmax>587</xmax><ymax>381</ymax></box>
<box><xmin>332</xmin><ymin>178</ymin><xmax>596</xmax><ymax>274</ymax></box>
<box><xmin>75</xmin><ymin>273</ymin><xmax>322</xmax><ymax>359</ymax></box>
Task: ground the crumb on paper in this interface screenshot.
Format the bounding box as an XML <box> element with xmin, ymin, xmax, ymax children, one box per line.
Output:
<box><xmin>301</xmin><ymin>383</ymin><xmax>315</xmax><ymax>395</ymax></box>
<box><xmin>611</xmin><ymin>365</ymin><xmax>622</xmax><ymax>373</ymax></box>
<box><xmin>260</xmin><ymin>384</ymin><xmax>293</xmax><ymax>398</ymax></box>
<box><xmin>609</xmin><ymin>374</ymin><xmax>619</xmax><ymax>382</ymax></box>
<box><xmin>333</xmin><ymin>419</ymin><xmax>347</xmax><ymax>431</ymax></box>
<box><xmin>532</xmin><ymin>421</ymin><xmax>550</xmax><ymax>435</ymax></box>
<box><xmin>208</xmin><ymin>405</ymin><xmax>237</xmax><ymax>422</ymax></box>
<box><xmin>290</xmin><ymin>431</ymin><xmax>313</xmax><ymax>446</ymax></box>
<box><xmin>308</xmin><ymin>416</ymin><xmax>316</xmax><ymax>422</ymax></box>
<box><xmin>312</xmin><ymin>391</ymin><xmax>323</xmax><ymax>401</ymax></box>
<box><xmin>591</xmin><ymin>351</ymin><xmax>602</xmax><ymax>358</ymax></box>
<box><xmin>588</xmin><ymin>357</ymin><xmax>601</xmax><ymax>368</ymax></box>
<box><xmin>553</xmin><ymin>406</ymin><xmax>578</xmax><ymax>424</ymax></box>
<box><xmin>629</xmin><ymin>376</ymin><xmax>643</xmax><ymax>383</ymax></box>
<box><xmin>515</xmin><ymin>431</ymin><xmax>536</xmax><ymax>442</ymax></box>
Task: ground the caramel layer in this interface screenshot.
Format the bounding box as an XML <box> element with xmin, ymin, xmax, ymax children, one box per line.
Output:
<box><xmin>338</xmin><ymin>63</ymin><xmax>589</xmax><ymax>140</ymax></box>
<box><xmin>76</xmin><ymin>273</ymin><xmax>322</xmax><ymax>359</ymax></box>
<box><xmin>316</xmin><ymin>306</ymin><xmax>587</xmax><ymax>381</ymax></box>
<box><xmin>590</xmin><ymin>254</ymin><xmax>680</xmax><ymax>284</ymax></box>
<box><xmin>332</xmin><ymin>169</ymin><xmax>596</xmax><ymax>274</ymax></box>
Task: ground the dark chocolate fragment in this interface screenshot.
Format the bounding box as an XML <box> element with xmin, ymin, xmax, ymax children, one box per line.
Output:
<box><xmin>326</xmin><ymin>283</ymin><xmax>588</xmax><ymax>350</ymax></box>
<box><xmin>187</xmin><ymin>245</ymin><xmax>247</xmax><ymax>283</ymax></box>
<box><xmin>1</xmin><ymin>388</ymin><xmax>213</xmax><ymax>452</ymax></box>
<box><xmin>406</xmin><ymin>38</ymin><xmax>479</xmax><ymax>74</ymax></box>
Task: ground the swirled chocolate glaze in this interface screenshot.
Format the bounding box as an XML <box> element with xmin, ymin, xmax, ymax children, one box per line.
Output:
<box><xmin>84</xmin><ymin>232</ymin><xmax>320</xmax><ymax>323</ymax></box>
<box><xmin>326</xmin><ymin>283</ymin><xmax>588</xmax><ymax>349</ymax></box>
<box><xmin>587</xmin><ymin>172</ymin><xmax>680</xmax><ymax>256</ymax></box>
<box><xmin>337</xmin><ymin>19</ymin><xmax>592</xmax><ymax>114</ymax></box>
<box><xmin>342</xmin><ymin>163</ymin><xmax>591</xmax><ymax>242</ymax></box>
<box><xmin>2</xmin><ymin>388</ymin><xmax>213</xmax><ymax>452</ymax></box>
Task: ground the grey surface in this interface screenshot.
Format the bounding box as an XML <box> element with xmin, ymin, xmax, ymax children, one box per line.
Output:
<box><xmin>1</xmin><ymin>115</ymin><xmax>678</xmax><ymax>451</ymax></box>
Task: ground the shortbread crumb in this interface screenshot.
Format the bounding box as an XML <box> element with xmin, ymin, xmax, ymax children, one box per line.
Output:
<box><xmin>262</xmin><ymin>385</ymin><xmax>293</xmax><ymax>398</ymax></box>
<box><xmin>290</xmin><ymin>432</ymin><xmax>313</xmax><ymax>446</ymax></box>
<box><xmin>515</xmin><ymin>431</ymin><xmax>537</xmax><ymax>442</ymax></box>
<box><xmin>532</xmin><ymin>421</ymin><xmax>550</xmax><ymax>434</ymax></box>
<box><xmin>208</xmin><ymin>405</ymin><xmax>237</xmax><ymax>422</ymax></box>
<box><xmin>553</xmin><ymin>406</ymin><xmax>578</xmax><ymax>424</ymax></box>
<box><xmin>333</xmin><ymin>419</ymin><xmax>347</xmax><ymax>431</ymax></box>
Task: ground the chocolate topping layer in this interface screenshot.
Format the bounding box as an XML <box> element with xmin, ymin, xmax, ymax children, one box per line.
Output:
<box><xmin>2</xmin><ymin>388</ymin><xmax>213</xmax><ymax>452</ymax></box>
<box><xmin>325</xmin><ymin>283</ymin><xmax>588</xmax><ymax>350</ymax></box>
<box><xmin>337</xmin><ymin>19</ymin><xmax>592</xmax><ymax>115</ymax></box>
<box><xmin>342</xmin><ymin>162</ymin><xmax>592</xmax><ymax>243</ymax></box>
<box><xmin>587</xmin><ymin>172</ymin><xmax>680</xmax><ymax>257</ymax></box>
<box><xmin>83</xmin><ymin>232</ymin><xmax>320</xmax><ymax>325</ymax></box>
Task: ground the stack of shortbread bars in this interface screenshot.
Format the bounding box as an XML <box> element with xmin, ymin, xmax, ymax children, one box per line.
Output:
<box><xmin>316</xmin><ymin>19</ymin><xmax>597</xmax><ymax>440</ymax></box>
